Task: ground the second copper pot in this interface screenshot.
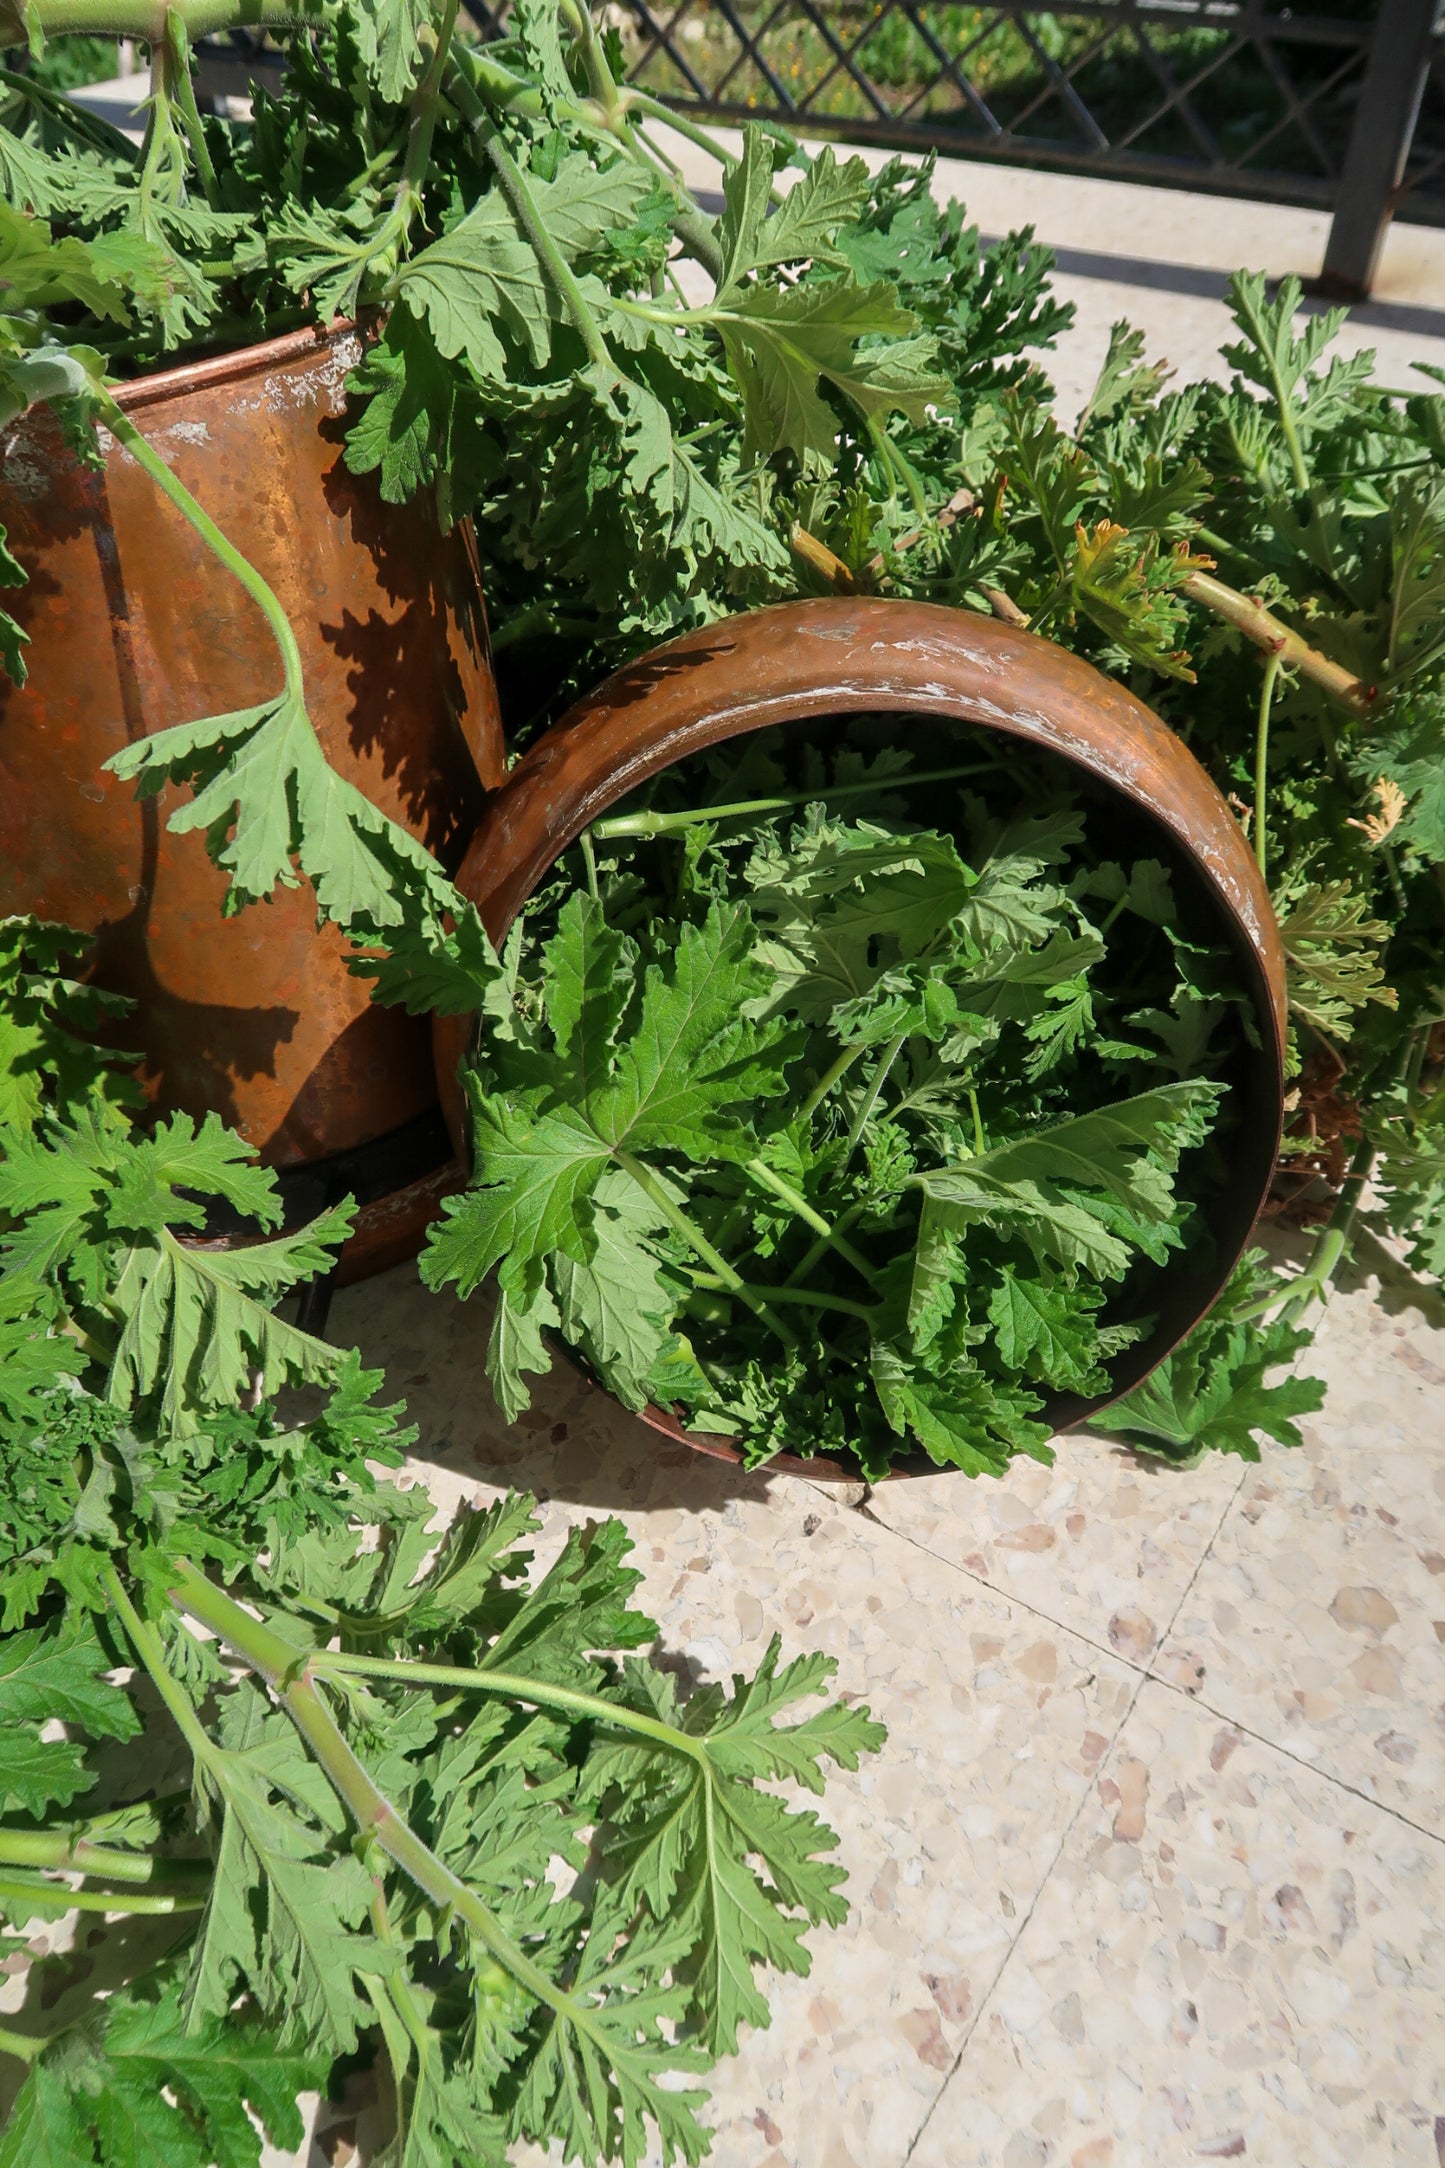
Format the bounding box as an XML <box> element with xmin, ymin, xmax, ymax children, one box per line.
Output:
<box><xmin>435</xmin><ymin>598</ymin><xmax>1287</xmax><ymax>1478</ymax></box>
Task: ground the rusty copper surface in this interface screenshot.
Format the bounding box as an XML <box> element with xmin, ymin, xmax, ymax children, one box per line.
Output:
<box><xmin>1</xmin><ymin>321</ymin><xmax>505</xmax><ymax>1172</ymax></box>
<box><xmin>436</xmin><ymin>597</ymin><xmax>1288</xmax><ymax>1469</ymax></box>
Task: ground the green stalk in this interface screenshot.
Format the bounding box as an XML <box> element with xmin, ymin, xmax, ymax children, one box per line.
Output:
<box><xmin>0</xmin><ymin>0</ymin><xmax>304</xmax><ymax>36</ymax></box>
<box><xmin>839</xmin><ymin>1030</ymin><xmax>906</xmax><ymax>1175</ymax></box>
<box><xmin>0</xmin><ymin>1829</ymin><xmax>207</xmax><ymax>1885</ymax></box>
<box><xmin>615</xmin><ymin>1148</ymin><xmax>798</xmax><ymax>1347</ymax></box>
<box><xmin>744</xmin><ymin>1155</ymin><xmax>879</xmax><ymax>1283</ymax></box>
<box><xmin>592</xmin><ymin>761</ymin><xmax>998</xmax><ymax>842</ymax></box>
<box><xmin>867</xmin><ymin>415</ymin><xmax>928</xmax><ymax>523</ymax></box>
<box><xmin>312</xmin><ymin>1649</ymin><xmax>710</xmax><ymax>1762</ymax></box>
<box><xmin>0</xmin><ymin>2025</ymin><xmax>45</xmax><ymax>2065</ymax></box>
<box><xmin>798</xmin><ymin>1041</ymin><xmax>866</xmax><ymax>1122</ymax></box>
<box><xmin>165</xmin><ymin>1561</ymin><xmax>667</xmax><ymax>2060</ymax></box>
<box><xmin>164</xmin><ymin>8</ymin><xmax>219</xmax><ymax>209</ymax></box>
<box><xmin>1253</xmin><ymin>649</ymin><xmax>1282</xmax><ymax>880</ymax></box>
<box><xmin>101</xmin><ymin>1564</ymin><xmax>225</xmax><ymax>1776</ymax></box>
<box><xmin>968</xmin><ymin>1086</ymin><xmax>986</xmax><ymax>1157</ymax></box>
<box><xmin>689</xmin><ymin>1271</ymin><xmax>877</xmax><ymax>1323</ymax></box>
<box><xmin>0</xmin><ymin>1875</ymin><xmax>205</xmax><ymax>1916</ymax></box>
<box><xmin>559</xmin><ymin>0</ymin><xmax>620</xmax><ymax>117</ymax></box>
<box><xmin>98</xmin><ymin>397</ymin><xmax>305</xmax><ymax>705</ymax></box>
<box><xmin>388</xmin><ymin>0</ymin><xmax>458</xmax><ymax>243</ymax></box>
<box><xmin>623</xmin><ymin>86</ymin><xmax>740</xmax><ymax>170</ymax></box>
<box><xmin>480</xmin><ymin>128</ymin><xmax>616</xmax><ymax>377</ymax></box>
<box><xmin>578</xmin><ymin>827</ymin><xmax>600</xmax><ymax>901</ymax></box>
<box><xmin>784</xmin><ymin>1197</ymin><xmax>865</xmax><ymax>1287</ymax></box>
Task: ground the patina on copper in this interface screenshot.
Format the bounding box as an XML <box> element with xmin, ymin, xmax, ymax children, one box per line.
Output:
<box><xmin>1</xmin><ymin>321</ymin><xmax>505</xmax><ymax>1268</ymax></box>
<box><xmin>436</xmin><ymin>598</ymin><xmax>1288</xmax><ymax>1478</ymax></box>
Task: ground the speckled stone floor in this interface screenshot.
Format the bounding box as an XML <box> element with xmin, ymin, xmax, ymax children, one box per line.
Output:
<box><xmin>274</xmin><ymin>1226</ymin><xmax>1445</xmax><ymax>2168</ymax></box>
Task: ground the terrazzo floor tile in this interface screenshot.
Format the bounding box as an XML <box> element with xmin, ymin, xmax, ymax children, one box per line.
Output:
<box><xmin>330</xmin><ymin>1267</ymin><xmax>1147</xmax><ymax>2168</ymax></box>
<box><xmin>907</xmin><ymin>1677</ymin><xmax>1445</xmax><ymax>2168</ymax></box>
<box><xmin>862</xmin><ymin>1429</ymin><xmax>1244</xmax><ymax>1663</ymax></box>
<box><xmin>1150</xmin><ymin>1274</ymin><xmax>1445</xmax><ymax>1836</ymax></box>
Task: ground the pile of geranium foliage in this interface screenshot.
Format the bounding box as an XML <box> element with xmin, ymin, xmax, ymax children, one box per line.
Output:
<box><xmin>0</xmin><ymin>920</ymin><xmax>884</xmax><ymax>2166</ymax></box>
<box><xmin>1</xmin><ymin>0</ymin><xmax>1443</xmax><ymax>2160</ymax></box>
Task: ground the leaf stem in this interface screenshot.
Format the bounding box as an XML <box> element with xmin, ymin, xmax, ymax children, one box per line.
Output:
<box><xmin>0</xmin><ymin>1874</ymin><xmax>205</xmax><ymax>1916</ymax></box>
<box><xmin>97</xmin><ymin>396</ymin><xmax>306</xmax><ymax>706</ymax></box>
<box><xmin>592</xmin><ymin>761</ymin><xmax>998</xmax><ymax>842</ymax></box>
<box><xmin>0</xmin><ymin>2024</ymin><xmax>45</xmax><ymax>2065</ymax></box>
<box><xmin>689</xmin><ymin>1271</ymin><xmax>877</xmax><ymax>1323</ymax></box>
<box><xmin>101</xmin><ymin>1563</ymin><xmax>222</xmax><ymax>1776</ymax></box>
<box><xmin>614</xmin><ymin>1148</ymin><xmax>798</xmax><ymax>1347</ymax></box>
<box><xmin>0</xmin><ymin>1829</ymin><xmax>207</xmax><ymax>1885</ymax></box>
<box><xmin>798</xmin><ymin>1041</ymin><xmax>866</xmax><ymax>1122</ymax></box>
<box><xmin>1253</xmin><ymin>649</ymin><xmax>1282</xmax><ymax>881</ymax></box>
<box><xmin>164</xmin><ymin>8</ymin><xmax>219</xmax><ymax>208</ymax></box>
<box><xmin>744</xmin><ymin>1155</ymin><xmax>879</xmax><ymax>1283</ymax></box>
<box><xmin>312</xmin><ymin>1649</ymin><xmax>708</xmax><ymax>1762</ymax></box>
<box><xmin>479</xmin><ymin>127</ymin><xmax>616</xmax><ymax>377</ymax></box>
<box><xmin>839</xmin><ymin>1030</ymin><xmax>906</xmax><ymax>1175</ymax></box>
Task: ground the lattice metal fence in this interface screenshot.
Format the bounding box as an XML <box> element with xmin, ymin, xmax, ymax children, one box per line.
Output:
<box><xmin>465</xmin><ymin>0</ymin><xmax>1445</xmax><ymax>290</ymax></box>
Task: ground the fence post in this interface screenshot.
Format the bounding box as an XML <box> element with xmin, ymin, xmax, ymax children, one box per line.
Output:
<box><xmin>1319</xmin><ymin>0</ymin><xmax>1442</xmax><ymax>299</ymax></box>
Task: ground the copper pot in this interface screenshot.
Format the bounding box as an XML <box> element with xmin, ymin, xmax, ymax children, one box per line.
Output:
<box><xmin>435</xmin><ymin>598</ymin><xmax>1287</xmax><ymax>1477</ymax></box>
<box><xmin>0</xmin><ymin>322</ymin><xmax>505</xmax><ymax>1279</ymax></box>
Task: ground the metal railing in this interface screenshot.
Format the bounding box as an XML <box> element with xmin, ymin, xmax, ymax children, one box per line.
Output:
<box><xmin>467</xmin><ymin>0</ymin><xmax>1445</xmax><ymax>296</ymax></box>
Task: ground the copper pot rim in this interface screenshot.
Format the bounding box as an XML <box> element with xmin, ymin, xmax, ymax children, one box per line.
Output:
<box><xmin>440</xmin><ymin>598</ymin><xmax>1288</xmax><ymax>1482</ymax></box>
<box><xmin>110</xmin><ymin>315</ymin><xmax>372</xmax><ymax>417</ymax></box>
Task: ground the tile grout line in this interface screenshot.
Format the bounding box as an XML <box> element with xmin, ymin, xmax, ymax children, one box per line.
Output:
<box><xmin>1136</xmin><ymin>1668</ymin><xmax>1445</xmax><ymax>1850</ymax></box>
<box><xmin>897</xmin><ymin>1455</ymin><xmax>1253</xmax><ymax>2167</ymax></box>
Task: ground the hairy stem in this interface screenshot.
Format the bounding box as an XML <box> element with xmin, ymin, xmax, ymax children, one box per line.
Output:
<box><xmin>614</xmin><ymin>1148</ymin><xmax>798</xmax><ymax>1347</ymax></box>
<box><xmin>1183</xmin><ymin>571</ymin><xmax>1375</xmax><ymax>716</ymax></box>
<box><xmin>839</xmin><ymin>1029</ymin><xmax>906</xmax><ymax>1176</ymax></box>
<box><xmin>690</xmin><ymin>1271</ymin><xmax>878</xmax><ymax>1323</ymax></box>
<box><xmin>0</xmin><ymin>1875</ymin><xmax>205</xmax><ymax>1916</ymax></box>
<box><xmin>98</xmin><ymin>397</ymin><xmax>306</xmax><ymax>705</ymax></box>
<box><xmin>313</xmin><ymin>1650</ymin><xmax>710</xmax><ymax>1762</ymax></box>
<box><xmin>0</xmin><ymin>1829</ymin><xmax>207</xmax><ymax>1885</ymax></box>
<box><xmin>593</xmin><ymin>761</ymin><xmax>998</xmax><ymax>842</ymax></box>
<box><xmin>784</xmin><ymin>1197</ymin><xmax>865</xmax><ymax>1287</ymax></box>
<box><xmin>101</xmin><ymin>1564</ymin><xmax>223</xmax><ymax>1775</ymax></box>
<box><xmin>164</xmin><ymin>8</ymin><xmax>219</xmax><ymax>208</ymax></box>
<box><xmin>798</xmin><ymin>1040</ymin><xmax>866</xmax><ymax>1122</ymax></box>
<box><xmin>1253</xmin><ymin>649</ymin><xmax>1282</xmax><ymax>881</ymax></box>
<box><xmin>481</xmin><ymin>127</ymin><xmax>616</xmax><ymax>376</ymax></box>
<box><xmin>0</xmin><ymin>2024</ymin><xmax>45</xmax><ymax>2065</ymax></box>
<box><xmin>389</xmin><ymin>0</ymin><xmax>459</xmax><ymax>242</ymax></box>
<box><xmin>745</xmin><ymin>1155</ymin><xmax>880</xmax><ymax>1283</ymax></box>
<box><xmin>0</xmin><ymin>0</ymin><xmax>303</xmax><ymax>36</ymax></box>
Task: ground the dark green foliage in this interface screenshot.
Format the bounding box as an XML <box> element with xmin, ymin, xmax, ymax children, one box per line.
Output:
<box><xmin>425</xmin><ymin>742</ymin><xmax>1273</xmax><ymax>1477</ymax></box>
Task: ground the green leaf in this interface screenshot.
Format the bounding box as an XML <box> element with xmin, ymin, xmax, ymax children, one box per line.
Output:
<box><xmin>914</xmin><ymin>1080</ymin><xmax>1220</xmax><ymax>1294</ymax></box>
<box><xmin>486</xmin><ymin>1272</ymin><xmax>560</xmax><ymax>1422</ymax></box>
<box><xmin>422</xmin><ymin>1091</ymin><xmax>609</xmax><ymax>1300</ymax></box>
<box><xmin>550</xmin><ymin>1166</ymin><xmax>678</xmax><ymax>1411</ymax></box>
<box><xmin>590</xmin><ymin>901</ymin><xmax>796</xmax><ymax>1160</ymax></box>
<box><xmin>1276</xmin><ymin>880</ymin><xmax>1397</xmax><ymax>1038</ymax></box>
<box><xmin>0</xmin><ymin>2064</ymin><xmax>95</xmax><ymax>2168</ymax></box>
<box><xmin>716</xmin><ymin>135</ymin><xmax>869</xmax><ymax>299</ymax></box>
<box><xmin>1090</xmin><ymin>1250</ymin><xmax>1324</xmax><ymax>1463</ymax></box>
<box><xmin>396</xmin><ymin>154</ymin><xmax>651</xmax><ymax>378</ymax></box>
<box><xmin>870</xmin><ymin>1339</ymin><xmax>1050</xmax><ymax>1473</ymax></box>
<box><xmin>105</xmin><ymin>693</ymin><xmax>450</xmax><ymax>930</ymax></box>
<box><xmin>986</xmin><ymin>1267</ymin><xmax>1112</xmax><ymax>1392</ymax></box>
<box><xmin>590</xmin><ymin>1639</ymin><xmax>883</xmax><ymax>2058</ymax></box>
<box><xmin>717</xmin><ymin>276</ymin><xmax>946</xmax><ymax>463</ymax></box>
